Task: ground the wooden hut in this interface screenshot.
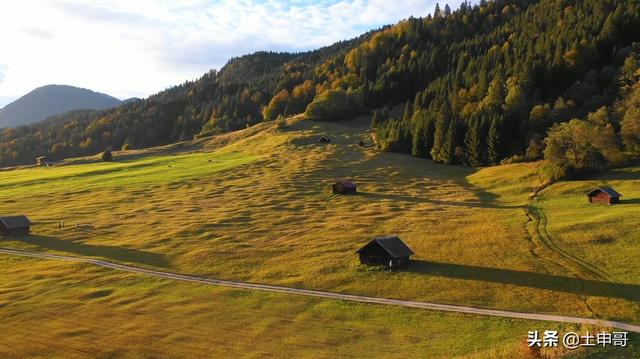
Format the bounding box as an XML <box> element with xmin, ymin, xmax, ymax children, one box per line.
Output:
<box><xmin>356</xmin><ymin>236</ymin><xmax>414</xmax><ymax>268</ymax></box>
<box><xmin>587</xmin><ymin>187</ymin><xmax>622</xmax><ymax>205</ymax></box>
<box><xmin>319</xmin><ymin>136</ymin><xmax>331</xmax><ymax>143</ymax></box>
<box><xmin>0</xmin><ymin>215</ymin><xmax>32</xmax><ymax>237</ymax></box>
<box><xmin>332</xmin><ymin>180</ymin><xmax>356</xmax><ymax>194</ymax></box>
<box><xmin>36</xmin><ymin>156</ymin><xmax>49</xmax><ymax>166</ymax></box>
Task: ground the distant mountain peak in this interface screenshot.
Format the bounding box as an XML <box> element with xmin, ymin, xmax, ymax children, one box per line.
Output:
<box><xmin>0</xmin><ymin>85</ymin><xmax>121</xmax><ymax>127</ymax></box>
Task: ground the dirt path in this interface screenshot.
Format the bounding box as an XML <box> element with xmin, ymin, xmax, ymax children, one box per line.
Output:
<box><xmin>2</xmin><ymin>247</ymin><xmax>640</xmax><ymax>333</ymax></box>
<box><xmin>526</xmin><ymin>206</ymin><xmax>612</xmax><ymax>281</ymax></box>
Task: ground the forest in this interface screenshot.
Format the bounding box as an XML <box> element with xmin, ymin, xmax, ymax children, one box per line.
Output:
<box><xmin>1</xmin><ymin>0</ymin><xmax>639</xmax><ymax>180</ymax></box>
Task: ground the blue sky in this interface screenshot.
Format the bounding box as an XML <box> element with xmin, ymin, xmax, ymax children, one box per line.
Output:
<box><xmin>0</xmin><ymin>0</ymin><xmax>467</xmax><ymax>107</ymax></box>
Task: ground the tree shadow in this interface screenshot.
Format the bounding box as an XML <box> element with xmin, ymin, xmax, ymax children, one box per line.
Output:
<box><xmin>7</xmin><ymin>235</ymin><xmax>170</xmax><ymax>268</ymax></box>
<box><xmin>408</xmin><ymin>260</ymin><xmax>640</xmax><ymax>302</ymax></box>
<box><xmin>590</xmin><ymin>167</ymin><xmax>640</xmax><ymax>181</ymax></box>
<box><xmin>357</xmin><ymin>191</ymin><xmax>522</xmax><ymax>209</ymax></box>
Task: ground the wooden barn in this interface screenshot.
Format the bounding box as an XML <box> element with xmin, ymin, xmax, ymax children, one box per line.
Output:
<box><xmin>0</xmin><ymin>215</ymin><xmax>32</xmax><ymax>237</ymax></box>
<box><xmin>587</xmin><ymin>187</ymin><xmax>622</xmax><ymax>205</ymax></box>
<box><xmin>319</xmin><ymin>136</ymin><xmax>331</xmax><ymax>143</ymax></box>
<box><xmin>36</xmin><ymin>156</ymin><xmax>49</xmax><ymax>166</ymax></box>
<box><xmin>357</xmin><ymin>236</ymin><xmax>414</xmax><ymax>268</ymax></box>
<box><xmin>332</xmin><ymin>180</ymin><xmax>356</xmax><ymax>194</ymax></box>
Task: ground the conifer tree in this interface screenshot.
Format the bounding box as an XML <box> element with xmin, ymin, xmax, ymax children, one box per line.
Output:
<box><xmin>411</xmin><ymin>109</ymin><xmax>426</xmax><ymax>158</ymax></box>
<box><xmin>371</xmin><ymin>109</ymin><xmax>380</xmax><ymax>128</ymax></box>
<box><xmin>465</xmin><ymin>117</ymin><xmax>482</xmax><ymax>166</ymax></box>
<box><xmin>430</xmin><ymin>103</ymin><xmax>449</xmax><ymax>161</ymax></box>
<box><xmin>434</xmin><ymin>3</ymin><xmax>442</xmax><ymax>18</ymax></box>
<box><xmin>442</xmin><ymin>118</ymin><xmax>457</xmax><ymax>164</ymax></box>
<box><xmin>487</xmin><ymin>115</ymin><xmax>500</xmax><ymax>164</ymax></box>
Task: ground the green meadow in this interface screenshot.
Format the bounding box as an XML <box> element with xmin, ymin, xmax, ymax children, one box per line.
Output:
<box><xmin>1</xmin><ymin>116</ymin><xmax>640</xmax><ymax>357</ymax></box>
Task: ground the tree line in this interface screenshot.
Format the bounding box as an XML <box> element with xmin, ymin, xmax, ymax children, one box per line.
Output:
<box><xmin>1</xmin><ymin>0</ymin><xmax>639</xmax><ymax>180</ymax></box>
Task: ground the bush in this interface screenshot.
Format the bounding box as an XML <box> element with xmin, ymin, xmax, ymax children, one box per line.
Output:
<box><xmin>304</xmin><ymin>89</ymin><xmax>357</xmax><ymax>121</ymax></box>
<box><xmin>500</xmin><ymin>154</ymin><xmax>526</xmax><ymax>165</ymax></box>
<box><xmin>274</xmin><ymin>115</ymin><xmax>287</xmax><ymax>130</ymax></box>
<box><xmin>121</xmin><ymin>143</ymin><xmax>133</xmax><ymax>151</ymax></box>
<box><xmin>538</xmin><ymin>161</ymin><xmax>568</xmax><ymax>182</ymax></box>
<box><xmin>101</xmin><ymin>148</ymin><xmax>113</xmax><ymax>162</ymax></box>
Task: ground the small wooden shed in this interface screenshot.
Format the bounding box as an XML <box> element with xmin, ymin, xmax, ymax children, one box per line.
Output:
<box><xmin>36</xmin><ymin>156</ymin><xmax>49</xmax><ymax>166</ymax></box>
<box><xmin>332</xmin><ymin>180</ymin><xmax>356</xmax><ymax>194</ymax></box>
<box><xmin>319</xmin><ymin>136</ymin><xmax>331</xmax><ymax>143</ymax></box>
<box><xmin>356</xmin><ymin>236</ymin><xmax>414</xmax><ymax>268</ymax></box>
<box><xmin>587</xmin><ymin>187</ymin><xmax>622</xmax><ymax>205</ymax></box>
<box><xmin>0</xmin><ymin>215</ymin><xmax>32</xmax><ymax>237</ymax></box>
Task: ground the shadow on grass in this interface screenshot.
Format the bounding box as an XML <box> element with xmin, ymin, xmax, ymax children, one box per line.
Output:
<box><xmin>408</xmin><ymin>260</ymin><xmax>640</xmax><ymax>301</ymax></box>
<box><xmin>8</xmin><ymin>235</ymin><xmax>170</xmax><ymax>268</ymax></box>
<box><xmin>621</xmin><ymin>198</ymin><xmax>640</xmax><ymax>205</ymax></box>
<box><xmin>591</xmin><ymin>167</ymin><xmax>640</xmax><ymax>181</ymax></box>
<box><xmin>357</xmin><ymin>191</ymin><xmax>522</xmax><ymax>209</ymax></box>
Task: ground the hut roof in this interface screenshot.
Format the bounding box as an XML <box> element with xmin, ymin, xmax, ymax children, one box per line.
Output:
<box><xmin>335</xmin><ymin>180</ymin><xmax>356</xmax><ymax>189</ymax></box>
<box><xmin>357</xmin><ymin>236</ymin><xmax>414</xmax><ymax>259</ymax></box>
<box><xmin>587</xmin><ymin>187</ymin><xmax>622</xmax><ymax>198</ymax></box>
<box><xmin>0</xmin><ymin>215</ymin><xmax>32</xmax><ymax>229</ymax></box>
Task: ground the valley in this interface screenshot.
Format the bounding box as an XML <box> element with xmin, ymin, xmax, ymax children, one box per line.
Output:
<box><xmin>1</xmin><ymin>116</ymin><xmax>639</xmax><ymax>357</ymax></box>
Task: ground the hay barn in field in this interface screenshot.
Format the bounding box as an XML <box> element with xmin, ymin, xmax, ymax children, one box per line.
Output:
<box><xmin>0</xmin><ymin>215</ymin><xmax>32</xmax><ymax>237</ymax></box>
<box><xmin>356</xmin><ymin>236</ymin><xmax>414</xmax><ymax>268</ymax></box>
<box><xmin>36</xmin><ymin>156</ymin><xmax>50</xmax><ymax>166</ymax></box>
<box><xmin>587</xmin><ymin>187</ymin><xmax>622</xmax><ymax>205</ymax></box>
<box><xmin>332</xmin><ymin>180</ymin><xmax>356</xmax><ymax>194</ymax></box>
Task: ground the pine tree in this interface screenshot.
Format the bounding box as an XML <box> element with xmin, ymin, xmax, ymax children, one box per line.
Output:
<box><xmin>442</xmin><ymin>118</ymin><xmax>457</xmax><ymax>164</ymax></box>
<box><xmin>402</xmin><ymin>101</ymin><xmax>413</xmax><ymax>122</ymax></box>
<box><xmin>465</xmin><ymin>117</ymin><xmax>482</xmax><ymax>166</ymax></box>
<box><xmin>423</xmin><ymin>115</ymin><xmax>436</xmax><ymax>159</ymax></box>
<box><xmin>487</xmin><ymin>115</ymin><xmax>500</xmax><ymax>164</ymax></box>
<box><xmin>431</xmin><ymin>104</ymin><xmax>449</xmax><ymax>161</ymax></box>
<box><xmin>434</xmin><ymin>3</ymin><xmax>442</xmax><ymax>18</ymax></box>
<box><xmin>411</xmin><ymin>109</ymin><xmax>426</xmax><ymax>157</ymax></box>
<box><xmin>371</xmin><ymin>109</ymin><xmax>380</xmax><ymax>128</ymax></box>
<box><xmin>444</xmin><ymin>4</ymin><xmax>452</xmax><ymax>17</ymax></box>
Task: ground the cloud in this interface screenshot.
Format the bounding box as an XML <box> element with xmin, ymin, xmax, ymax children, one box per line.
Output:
<box><xmin>23</xmin><ymin>28</ymin><xmax>56</xmax><ymax>40</ymax></box>
<box><xmin>0</xmin><ymin>65</ymin><xmax>6</xmax><ymax>83</ymax></box>
<box><xmin>0</xmin><ymin>0</ymin><xmax>469</xmax><ymax>101</ymax></box>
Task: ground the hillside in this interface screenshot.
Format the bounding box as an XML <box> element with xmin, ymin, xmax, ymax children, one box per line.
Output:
<box><xmin>0</xmin><ymin>85</ymin><xmax>121</xmax><ymax>128</ymax></box>
<box><xmin>1</xmin><ymin>115</ymin><xmax>639</xmax><ymax>356</ymax></box>
<box><xmin>2</xmin><ymin>0</ymin><xmax>638</xmax><ymax>169</ymax></box>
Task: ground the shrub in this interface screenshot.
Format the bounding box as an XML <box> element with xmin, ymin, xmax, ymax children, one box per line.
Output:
<box><xmin>275</xmin><ymin>115</ymin><xmax>287</xmax><ymax>130</ymax></box>
<box><xmin>537</xmin><ymin>161</ymin><xmax>568</xmax><ymax>182</ymax></box>
<box><xmin>101</xmin><ymin>148</ymin><xmax>113</xmax><ymax>162</ymax></box>
<box><xmin>121</xmin><ymin>143</ymin><xmax>133</xmax><ymax>151</ymax></box>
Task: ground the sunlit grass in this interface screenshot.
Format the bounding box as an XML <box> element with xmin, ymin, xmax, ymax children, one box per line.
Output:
<box><xmin>1</xmin><ymin>116</ymin><xmax>640</xmax><ymax>356</ymax></box>
<box><xmin>2</xmin><ymin>255</ymin><xmax>632</xmax><ymax>358</ymax></box>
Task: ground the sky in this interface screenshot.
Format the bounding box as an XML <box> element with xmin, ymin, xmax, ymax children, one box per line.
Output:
<box><xmin>0</xmin><ymin>0</ymin><xmax>466</xmax><ymax>107</ymax></box>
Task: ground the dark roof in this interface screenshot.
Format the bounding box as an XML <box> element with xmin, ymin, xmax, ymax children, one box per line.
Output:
<box><xmin>335</xmin><ymin>180</ymin><xmax>356</xmax><ymax>188</ymax></box>
<box><xmin>587</xmin><ymin>186</ymin><xmax>622</xmax><ymax>198</ymax></box>
<box><xmin>0</xmin><ymin>215</ymin><xmax>32</xmax><ymax>229</ymax></box>
<box><xmin>357</xmin><ymin>236</ymin><xmax>415</xmax><ymax>259</ymax></box>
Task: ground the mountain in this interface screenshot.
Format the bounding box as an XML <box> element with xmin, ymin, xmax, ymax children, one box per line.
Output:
<box><xmin>0</xmin><ymin>85</ymin><xmax>121</xmax><ymax>128</ymax></box>
<box><xmin>1</xmin><ymin>0</ymin><xmax>639</xmax><ymax>169</ymax></box>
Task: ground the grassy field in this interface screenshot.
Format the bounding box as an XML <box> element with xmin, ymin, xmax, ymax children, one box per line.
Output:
<box><xmin>2</xmin><ymin>255</ymin><xmax>635</xmax><ymax>358</ymax></box>
<box><xmin>1</xmin><ymin>115</ymin><xmax>640</xmax><ymax>356</ymax></box>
